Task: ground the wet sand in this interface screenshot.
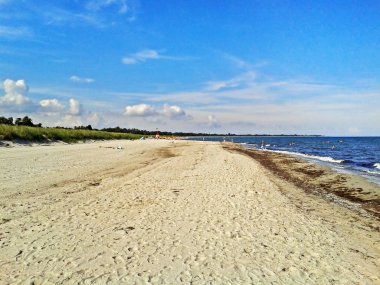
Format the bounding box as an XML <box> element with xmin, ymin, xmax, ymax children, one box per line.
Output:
<box><xmin>0</xmin><ymin>140</ymin><xmax>379</xmax><ymax>284</ymax></box>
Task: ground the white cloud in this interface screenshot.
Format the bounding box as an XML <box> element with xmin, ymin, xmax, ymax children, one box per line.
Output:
<box><xmin>87</xmin><ymin>112</ymin><xmax>101</xmax><ymax>126</ymax></box>
<box><xmin>222</xmin><ymin>53</ymin><xmax>251</xmax><ymax>69</ymax></box>
<box><xmin>124</xmin><ymin>104</ymin><xmax>157</xmax><ymax>116</ymax></box>
<box><xmin>122</xmin><ymin>49</ymin><xmax>160</xmax><ymax>65</ymax></box>
<box><xmin>69</xmin><ymin>98</ymin><xmax>81</xmax><ymax>115</ymax></box>
<box><xmin>59</xmin><ymin>114</ymin><xmax>83</xmax><ymax>127</ymax></box>
<box><xmin>207</xmin><ymin>114</ymin><xmax>221</xmax><ymax>128</ymax></box>
<box><xmin>70</xmin><ymin>75</ymin><xmax>95</xmax><ymax>83</ymax></box>
<box><xmin>0</xmin><ymin>26</ymin><xmax>32</xmax><ymax>39</ymax></box>
<box><xmin>121</xmin><ymin>57</ymin><xmax>137</xmax><ymax>64</ymax></box>
<box><xmin>123</xmin><ymin>103</ymin><xmax>189</xmax><ymax>120</ymax></box>
<box><xmin>135</xmin><ymin>49</ymin><xmax>160</xmax><ymax>60</ymax></box>
<box><xmin>42</xmin><ymin>7</ymin><xmax>99</xmax><ymax>27</ymax></box>
<box><xmin>122</xmin><ymin>49</ymin><xmax>186</xmax><ymax>65</ymax></box>
<box><xmin>0</xmin><ymin>79</ymin><xmax>102</xmax><ymax>128</ymax></box>
<box><xmin>37</xmin><ymin>103</ymin><xmax>102</xmax><ymax>128</ymax></box>
<box><xmin>38</xmin><ymin>0</ymin><xmax>137</xmax><ymax>28</ymax></box>
<box><xmin>1</xmin><ymin>73</ymin><xmax>379</xmax><ymax>135</ymax></box>
<box><xmin>162</xmin><ymin>104</ymin><xmax>186</xmax><ymax>118</ymax></box>
<box><xmin>39</xmin><ymin>99</ymin><xmax>64</xmax><ymax>114</ymax></box>
<box><xmin>205</xmin><ymin>81</ymin><xmax>232</xmax><ymax>92</ymax></box>
<box><xmin>0</xmin><ymin>79</ymin><xmax>76</xmax><ymax>119</ymax></box>
<box><xmin>0</xmin><ymin>79</ymin><xmax>30</xmax><ymax>105</ymax></box>
<box><xmin>204</xmin><ymin>71</ymin><xmax>256</xmax><ymax>92</ymax></box>
<box><xmin>86</xmin><ymin>0</ymin><xmax>129</xmax><ymax>14</ymax></box>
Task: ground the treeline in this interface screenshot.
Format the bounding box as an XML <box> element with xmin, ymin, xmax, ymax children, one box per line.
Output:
<box><xmin>0</xmin><ymin>116</ymin><xmax>93</xmax><ymax>131</ymax></box>
<box><xmin>101</xmin><ymin>127</ymin><xmax>228</xmax><ymax>137</ymax></box>
<box><xmin>56</xmin><ymin>125</ymin><xmax>94</xmax><ymax>130</ymax></box>
<box><xmin>0</xmin><ymin>116</ymin><xmax>42</xmax><ymax>127</ymax></box>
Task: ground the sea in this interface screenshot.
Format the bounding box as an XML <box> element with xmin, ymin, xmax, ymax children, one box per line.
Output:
<box><xmin>188</xmin><ymin>136</ymin><xmax>380</xmax><ymax>186</ymax></box>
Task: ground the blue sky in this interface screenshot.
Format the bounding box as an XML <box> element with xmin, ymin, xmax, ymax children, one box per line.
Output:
<box><xmin>0</xmin><ymin>0</ymin><xmax>379</xmax><ymax>135</ymax></box>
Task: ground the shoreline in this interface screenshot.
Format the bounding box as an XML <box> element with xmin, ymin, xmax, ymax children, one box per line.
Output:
<box><xmin>224</xmin><ymin>143</ymin><xmax>380</xmax><ymax>222</ymax></box>
<box><xmin>187</xmin><ymin>136</ymin><xmax>380</xmax><ymax>187</ymax></box>
<box><xmin>1</xmin><ymin>140</ymin><xmax>379</xmax><ymax>283</ymax></box>
<box><xmin>260</xmin><ymin>148</ymin><xmax>380</xmax><ymax>187</ymax></box>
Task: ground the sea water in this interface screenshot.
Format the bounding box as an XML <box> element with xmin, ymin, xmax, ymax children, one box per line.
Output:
<box><xmin>189</xmin><ymin>136</ymin><xmax>380</xmax><ymax>186</ymax></box>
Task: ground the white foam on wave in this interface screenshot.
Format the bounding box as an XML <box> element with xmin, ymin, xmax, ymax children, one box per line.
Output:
<box><xmin>365</xmin><ymin>169</ymin><xmax>380</xmax><ymax>175</ymax></box>
<box><xmin>267</xmin><ymin>149</ymin><xmax>344</xmax><ymax>164</ymax></box>
<box><xmin>374</xmin><ymin>163</ymin><xmax>380</xmax><ymax>170</ymax></box>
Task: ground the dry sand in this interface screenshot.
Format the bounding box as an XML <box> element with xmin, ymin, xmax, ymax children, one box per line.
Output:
<box><xmin>0</xmin><ymin>140</ymin><xmax>379</xmax><ymax>284</ymax></box>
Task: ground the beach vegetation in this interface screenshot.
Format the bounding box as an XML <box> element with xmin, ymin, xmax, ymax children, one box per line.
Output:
<box><xmin>0</xmin><ymin>124</ymin><xmax>141</xmax><ymax>143</ymax></box>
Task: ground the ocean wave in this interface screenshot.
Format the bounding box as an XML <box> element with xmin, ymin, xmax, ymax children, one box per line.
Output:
<box><xmin>267</xmin><ymin>150</ymin><xmax>344</xmax><ymax>164</ymax></box>
<box><xmin>374</xmin><ymin>163</ymin><xmax>380</xmax><ymax>170</ymax></box>
<box><xmin>359</xmin><ymin>162</ymin><xmax>375</xmax><ymax>168</ymax></box>
<box><xmin>365</xmin><ymin>169</ymin><xmax>380</xmax><ymax>175</ymax></box>
<box><xmin>247</xmin><ymin>143</ymin><xmax>258</xmax><ymax>147</ymax></box>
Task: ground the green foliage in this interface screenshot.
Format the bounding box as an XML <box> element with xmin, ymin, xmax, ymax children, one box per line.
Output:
<box><xmin>15</xmin><ymin>116</ymin><xmax>33</xmax><ymax>126</ymax></box>
<box><xmin>0</xmin><ymin>125</ymin><xmax>141</xmax><ymax>142</ymax></box>
<box><xmin>0</xmin><ymin>116</ymin><xmax>14</xmax><ymax>125</ymax></box>
<box><xmin>74</xmin><ymin>125</ymin><xmax>92</xmax><ymax>130</ymax></box>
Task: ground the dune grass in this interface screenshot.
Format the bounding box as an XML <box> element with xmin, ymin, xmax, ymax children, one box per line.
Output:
<box><xmin>0</xmin><ymin>125</ymin><xmax>142</xmax><ymax>143</ymax></box>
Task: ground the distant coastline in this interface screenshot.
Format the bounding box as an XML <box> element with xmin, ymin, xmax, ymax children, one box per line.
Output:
<box><xmin>0</xmin><ymin>116</ymin><xmax>322</xmax><ymax>142</ymax></box>
<box><xmin>185</xmin><ymin>134</ymin><xmax>323</xmax><ymax>138</ymax></box>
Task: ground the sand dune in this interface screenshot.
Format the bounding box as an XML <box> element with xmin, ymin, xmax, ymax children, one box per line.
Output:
<box><xmin>0</xmin><ymin>140</ymin><xmax>379</xmax><ymax>284</ymax></box>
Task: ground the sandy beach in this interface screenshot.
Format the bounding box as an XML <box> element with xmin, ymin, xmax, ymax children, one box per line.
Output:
<box><xmin>0</xmin><ymin>140</ymin><xmax>379</xmax><ymax>284</ymax></box>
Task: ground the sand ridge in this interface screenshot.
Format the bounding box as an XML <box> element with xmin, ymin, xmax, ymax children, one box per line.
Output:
<box><xmin>0</xmin><ymin>140</ymin><xmax>379</xmax><ymax>284</ymax></box>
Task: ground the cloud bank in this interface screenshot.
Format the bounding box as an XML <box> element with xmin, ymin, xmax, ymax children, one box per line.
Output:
<box><xmin>1</xmin><ymin>74</ymin><xmax>379</xmax><ymax>136</ymax></box>
<box><xmin>124</xmin><ymin>103</ymin><xmax>188</xmax><ymax>119</ymax></box>
<box><xmin>0</xmin><ymin>79</ymin><xmax>96</xmax><ymax>127</ymax></box>
<box><xmin>0</xmin><ymin>79</ymin><xmax>30</xmax><ymax>105</ymax></box>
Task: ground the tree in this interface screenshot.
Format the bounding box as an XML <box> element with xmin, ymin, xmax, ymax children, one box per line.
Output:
<box><xmin>74</xmin><ymin>125</ymin><xmax>92</xmax><ymax>130</ymax></box>
<box><xmin>0</xmin><ymin>116</ymin><xmax>14</xmax><ymax>125</ymax></box>
<box><xmin>15</xmin><ymin>116</ymin><xmax>34</xmax><ymax>127</ymax></box>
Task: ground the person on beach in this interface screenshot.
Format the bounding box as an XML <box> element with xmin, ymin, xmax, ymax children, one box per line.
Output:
<box><xmin>155</xmin><ymin>128</ymin><xmax>160</xmax><ymax>140</ymax></box>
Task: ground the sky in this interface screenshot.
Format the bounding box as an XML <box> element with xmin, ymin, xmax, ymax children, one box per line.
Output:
<box><xmin>0</xmin><ymin>0</ymin><xmax>379</xmax><ymax>135</ymax></box>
